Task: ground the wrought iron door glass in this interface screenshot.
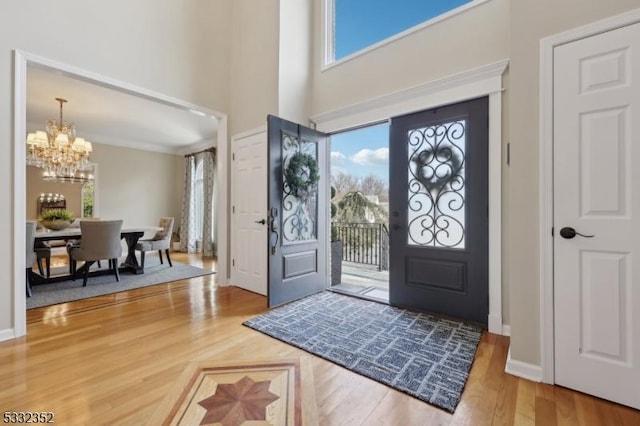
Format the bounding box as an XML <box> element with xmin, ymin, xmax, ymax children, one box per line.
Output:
<box><xmin>282</xmin><ymin>131</ymin><xmax>318</xmax><ymax>243</ymax></box>
<box><xmin>407</xmin><ymin>120</ymin><xmax>466</xmax><ymax>248</ymax></box>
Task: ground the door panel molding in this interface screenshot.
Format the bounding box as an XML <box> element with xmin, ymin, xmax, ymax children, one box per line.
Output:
<box><xmin>407</xmin><ymin>258</ymin><xmax>467</xmax><ymax>293</ymax></box>
<box><xmin>539</xmin><ymin>7</ymin><xmax>640</xmax><ymax>385</ymax></box>
<box><xmin>283</xmin><ymin>250</ymin><xmax>318</xmax><ymax>279</ymax></box>
<box><xmin>312</xmin><ymin>60</ymin><xmax>506</xmax><ymax>335</ymax></box>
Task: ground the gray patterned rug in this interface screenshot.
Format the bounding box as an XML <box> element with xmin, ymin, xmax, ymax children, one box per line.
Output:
<box><xmin>27</xmin><ymin>255</ymin><xmax>214</xmax><ymax>309</ymax></box>
<box><xmin>243</xmin><ymin>291</ymin><xmax>483</xmax><ymax>412</ymax></box>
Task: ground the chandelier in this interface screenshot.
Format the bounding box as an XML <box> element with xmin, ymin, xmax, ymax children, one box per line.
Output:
<box><xmin>26</xmin><ymin>97</ymin><xmax>93</xmax><ymax>179</ymax></box>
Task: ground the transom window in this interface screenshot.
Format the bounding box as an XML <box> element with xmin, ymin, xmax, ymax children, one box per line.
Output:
<box><xmin>324</xmin><ymin>0</ymin><xmax>486</xmax><ymax>66</ymax></box>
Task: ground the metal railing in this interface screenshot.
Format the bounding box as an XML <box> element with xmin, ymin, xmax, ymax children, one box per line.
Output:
<box><xmin>332</xmin><ymin>222</ymin><xmax>389</xmax><ymax>271</ymax></box>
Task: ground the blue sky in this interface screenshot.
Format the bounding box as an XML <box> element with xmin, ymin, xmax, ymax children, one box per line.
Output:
<box><xmin>330</xmin><ymin>123</ymin><xmax>389</xmax><ymax>184</ymax></box>
<box><xmin>335</xmin><ymin>0</ymin><xmax>472</xmax><ymax>60</ymax></box>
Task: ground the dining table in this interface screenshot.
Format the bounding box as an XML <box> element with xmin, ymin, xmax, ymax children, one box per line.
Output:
<box><xmin>33</xmin><ymin>225</ymin><xmax>162</xmax><ymax>285</ymax></box>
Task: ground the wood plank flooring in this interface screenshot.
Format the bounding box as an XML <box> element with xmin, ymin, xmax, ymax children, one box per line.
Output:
<box><xmin>1</xmin><ymin>253</ymin><xmax>638</xmax><ymax>425</ymax></box>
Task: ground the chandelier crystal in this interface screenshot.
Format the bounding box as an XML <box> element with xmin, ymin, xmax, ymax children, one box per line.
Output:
<box><xmin>26</xmin><ymin>97</ymin><xmax>93</xmax><ymax>179</ymax></box>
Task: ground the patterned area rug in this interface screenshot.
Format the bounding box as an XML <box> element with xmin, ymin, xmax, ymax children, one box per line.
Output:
<box><xmin>27</xmin><ymin>256</ymin><xmax>214</xmax><ymax>309</ymax></box>
<box><xmin>243</xmin><ymin>291</ymin><xmax>483</xmax><ymax>413</ymax></box>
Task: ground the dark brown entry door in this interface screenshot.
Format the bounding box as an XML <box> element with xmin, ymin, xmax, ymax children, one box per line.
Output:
<box><xmin>388</xmin><ymin>97</ymin><xmax>489</xmax><ymax>324</ymax></box>
<box><xmin>267</xmin><ymin>115</ymin><xmax>329</xmax><ymax>307</ymax></box>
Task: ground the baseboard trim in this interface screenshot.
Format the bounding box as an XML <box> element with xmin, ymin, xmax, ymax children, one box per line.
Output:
<box><xmin>505</xmin><ymin>346</ymin><xmax>542</xmax><ymax>382</ymax></box>
<box><xmin>502</xmin><ymin>324</ymin><xmax>511</xmax><ymax>336</ymax></box>
<box><xmin>488</xmin><ymin>314</ymin><xmax>502</xmax><ymax>335</ymax></box>
<box><xmin>0</xmin><ymin>328</ymin><xmax>16</xmax><ymax>342</ymax></box>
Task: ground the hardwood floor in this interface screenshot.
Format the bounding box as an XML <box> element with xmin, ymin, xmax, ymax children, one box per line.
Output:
<box><xmin>2</xmin><ymin>253</ymin><xmax>638</xmax><ymax>425</ymax></box>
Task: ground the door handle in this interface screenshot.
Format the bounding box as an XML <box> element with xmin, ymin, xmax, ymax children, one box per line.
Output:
<box><xmin>255</xmin><ymin>219</ymin><xmax>266</xmax><ymax>225</ymax></box>
<box><xmin>269</xmin><ymin>208</ymin><xmax>279</xmax><ymax>254</ymax></box>
<box><xmin>559</xmin><ymin>227</ymin><xmax>594</xmax><ymax>239</ymax></box>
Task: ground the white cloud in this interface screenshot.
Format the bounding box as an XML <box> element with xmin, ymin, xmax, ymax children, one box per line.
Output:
<box><xmin>350</xmin><ymin>148</ymin><xmax>389</xmax><ymax>166</ymax></box>
<box><xmin>330</xmin><ymin>152</ymin><xmax>348</xmax><ymax>177</ymax></box>
<box><xmin>331</xmin><ymin>165</ymin><xmax>347</xmax><ymax>177</ymax></box>
<box><xmin>331</xmin><ymin>151</ymin><xmax>347</xmax><ymax>166</ymax></box>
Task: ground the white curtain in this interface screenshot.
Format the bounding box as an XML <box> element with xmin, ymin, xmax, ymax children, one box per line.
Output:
<box><xmin>180</xmin><ymin>155</ymin><xmax>197</xmax><ymax>253</ymax></box>
<box><xmin>180</xmin><ymin>150</ymin><xmax>216</xmax><ymax>256</ymax></box>
<box><xmin>202</xmin><ymin>150</ymin><xmax>216</xmax><ymax>257</ymax></box>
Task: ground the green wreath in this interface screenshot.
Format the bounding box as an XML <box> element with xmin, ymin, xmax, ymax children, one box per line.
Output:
<box><xmin>285</xmin><ymin>152</ymin><xmax>320</xmax><ymax>196</ymax></box>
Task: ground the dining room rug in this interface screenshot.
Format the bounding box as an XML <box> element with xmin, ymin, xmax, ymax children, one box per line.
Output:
<box><xmin>243</xmin><ymin>291</ymin><xmax>483</xmax><ymax>413</ymax></box>
<box><xmin>27</xmin><ymin>255</ymin><xmax>215</xmax><ymax>309</ymax></box>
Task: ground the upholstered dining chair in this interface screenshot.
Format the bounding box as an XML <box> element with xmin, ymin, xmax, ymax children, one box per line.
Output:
<box><xmin>34</xmin><ymin>241</ymin><xmax>51</xmax><ymax>278</ymax></box>
<box><xmin>26</xmin><ymin>221</ymin><xmax>37</xmax><ymax>297</ymax></box>
<box><xmin>66</xmin><ymin>218</ymin><xmax>102</xmax><ymax>274</ymax></box>
<box><xmin>136</xmin><ymin>217</ymin><xmax>174</xmax><ymax>269</ymax></box>
<box><xmin>68</xmin><ymin>220</ymin><xmax>123</xmax><ymax>287</ymax></box>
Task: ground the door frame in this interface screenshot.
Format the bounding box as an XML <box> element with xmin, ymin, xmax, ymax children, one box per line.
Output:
<box><xmin>10</xmin><ymin>50</ymin><xmax>228</xmax><ymax>340</ymax></box>
<box><xmin>311</xmin><ymin>59</ymin><xmax>507</xmax><ymax>335</ymax></box>
<box><xmin>539</xmin><ymin>7</ymin><xmax>640</xmax><ymax>384</ymax></box>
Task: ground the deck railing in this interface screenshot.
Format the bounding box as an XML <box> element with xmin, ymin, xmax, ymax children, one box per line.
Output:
<box><xmin>332</xmin><ymin>222</ymin><xmax>389</xmax><ymax>271</ymax></box>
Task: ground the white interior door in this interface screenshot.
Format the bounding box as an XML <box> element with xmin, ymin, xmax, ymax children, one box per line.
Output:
<box><xmin>554</xmin><ymin>22</ymin><xmax>640</xmax><ymax>409</ymax></box>
<box><xmin>231</xmin><ymin>130</ymin><xmax>268</xmax><ymax>295</ymax></box>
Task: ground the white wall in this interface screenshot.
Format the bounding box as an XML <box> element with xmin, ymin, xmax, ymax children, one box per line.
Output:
<box><xmin>229</xmin><ymin>0</ymin><xmax>280</xmax><ymax>137</ymax></box>
<box><xmin>0</xmin><ymin>0</ymin><xmax>231</xmax><ymax>334</ymax></box>
<box><xmin>90</xmin><ymin>143</ymin><xmax>182</xmax><ymax>228</ymax></box>
<box><xmin>278</xmin><ymin>0</ymin><xmax>313</xmax><ymax>125</ymax></box>
<box><xmin>508</xmin><ymin>0</ymin><xmax>640</xmax><ymax>365</ymax></box>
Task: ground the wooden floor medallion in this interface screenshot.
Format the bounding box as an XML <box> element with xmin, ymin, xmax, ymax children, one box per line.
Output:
<box><xmin>149</xmin><ymin>357</ymin><xmax>318</xmax><ymax>426</ymax></box>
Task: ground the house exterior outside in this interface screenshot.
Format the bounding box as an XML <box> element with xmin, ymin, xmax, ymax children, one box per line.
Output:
<box><xmin>0</xmin><ymin>0</ymin><xmax>638</xmax><ymax>388</ymax></box>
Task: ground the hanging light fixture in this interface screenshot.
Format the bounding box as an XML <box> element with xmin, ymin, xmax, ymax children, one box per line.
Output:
<box><xmin>26</xmin><ymin>97</ymin><xmax>93</xmax><ymax>181</ymax></box>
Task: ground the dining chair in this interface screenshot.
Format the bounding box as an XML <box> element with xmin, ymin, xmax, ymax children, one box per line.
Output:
<box><xmin>34</xmin><ymin>241</ymin><xmax>51</xmax><ymax>278</ymax></box>
<box><xmin>136</xmin><ymin>217</ymin><xmax>174</xmax><ymax>269</ymax></box>
<box><xmin>26</xmin><ymin>221</ymin><xmax>37</xmax><ymax>297</ymax></box>
<box><xmin>66</xmin><ymin>218</ymin><xmax>102</xmax><ymax>274</ymax></box>
<box><xmin>68</xmin><ymin>220</ymin><xmax>123</xmax><ymax>287</ymax></box>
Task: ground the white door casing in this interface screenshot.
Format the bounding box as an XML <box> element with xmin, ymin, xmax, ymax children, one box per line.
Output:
<box><xmin>231</xmin><ymin>129</ymin><xmax>268</xmax><ymax>295</ymax></box>
<box><xmin>553</xmin><ymin>22</ymin><xmax>640</xmax><ymax>409</ymax></box>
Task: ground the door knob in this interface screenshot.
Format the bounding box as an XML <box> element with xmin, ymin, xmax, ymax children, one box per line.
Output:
<box><xmin>559</xmin><ymin>227</ymin><xmax>594</xmax><ymax>239</ymax></box>
<box><xmin>255</xmin><ymin>219</ymin><xmax>266</xmax><ymax>225</ymax></box>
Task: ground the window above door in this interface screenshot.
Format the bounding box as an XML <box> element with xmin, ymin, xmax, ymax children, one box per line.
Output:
<box><xmin>322</xmin><ymin>0</ymin><xmax>490</xmax><ymax>69</ymax></box>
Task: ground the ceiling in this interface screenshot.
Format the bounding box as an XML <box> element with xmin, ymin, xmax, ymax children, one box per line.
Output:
<box><xmin>26</xmin><ymin>66</ymin><xmax>219</xmax><ymax>155</ymax></box>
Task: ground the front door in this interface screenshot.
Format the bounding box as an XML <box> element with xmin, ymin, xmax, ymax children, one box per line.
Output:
<box><xmin>267</xmin><ymin>115</ymin><xmax>329</xmax><ymax>307</ymax></box>
<box><xmin>388</xmin><ymin>97</ymin><xmax>489</xmax><ymax>324</ymax></box>
<box><xmin>553</xmin><ymin>22</ymin><xmax>640</xmax><ymax>409</ymax></box>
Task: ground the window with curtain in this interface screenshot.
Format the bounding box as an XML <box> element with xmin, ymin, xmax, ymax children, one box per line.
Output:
<box><xmin>180</xmin><ymin>149</ymin><xmax>216</xmax><ymax>256</ymax></box>
<box><xmin>194</xmin><ymin>159</ymin><xmax>204</xmax><ymax>240</ymax></box>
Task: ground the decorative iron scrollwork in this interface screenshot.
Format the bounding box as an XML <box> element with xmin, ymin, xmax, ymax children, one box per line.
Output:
<box><xmin>407</xmin><ymin>120</ymin><xmax>466</xmax><ymax>248</ymax></box>
<box><xmin>281</xmin><ymin>131</ymin><xmax>318</xmax><ymax>243</ymax></box>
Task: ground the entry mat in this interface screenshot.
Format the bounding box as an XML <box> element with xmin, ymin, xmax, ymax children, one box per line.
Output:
<box><xmin>243</xmin><ymin>291</ymin><xmax>483</xmax><ymax>413</ymax></box>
